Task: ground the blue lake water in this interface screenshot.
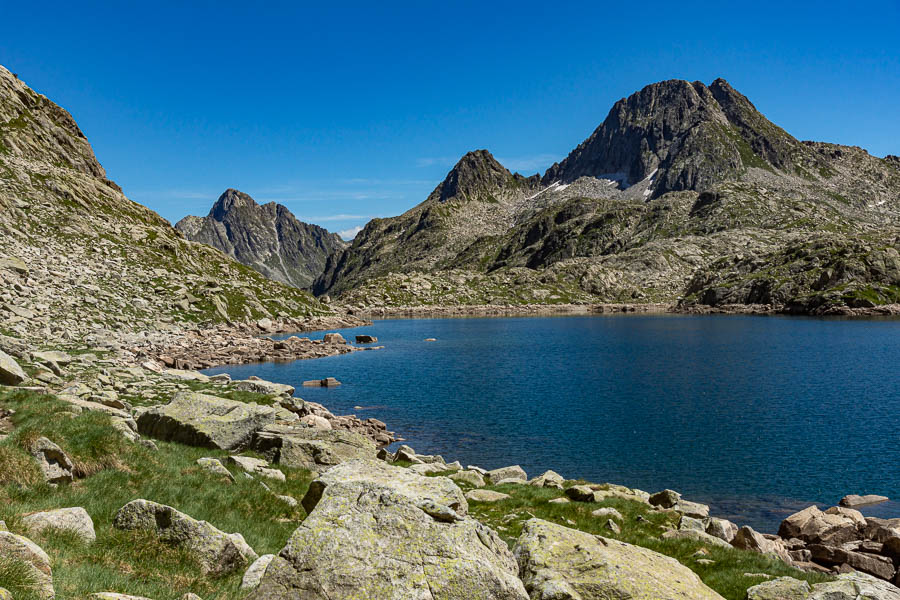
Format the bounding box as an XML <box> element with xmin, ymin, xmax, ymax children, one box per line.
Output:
<box><xmin>203</xmin><ymin>314</ymin><xmax>900</xmax><ymax>532</ymax></box>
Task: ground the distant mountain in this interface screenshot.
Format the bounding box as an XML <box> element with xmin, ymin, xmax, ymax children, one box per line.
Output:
<box><xmin>176</xmin><ymin>189</ymin><xmax>346</xmax><ymax>289</ymax></box>
<box><xmin>317</xmin><ymin>78</ymin><xmax>900</xmax><ymax>314</ymax></box>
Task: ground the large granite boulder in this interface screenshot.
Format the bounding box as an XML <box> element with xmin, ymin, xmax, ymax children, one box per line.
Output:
<box><xmin>515</xmin><ymin>519</ymin><xmax>724</xmax><ymax>600</ymax></box>
<box><xmin>248</xmin><ymin>477</ymin><xmax>526</xmax><ymax>599</ymax></box>
<box><xmin>0</xmin><ymin>531</ymin><xmax>54</xmax><ymax>599</ymax></box>
<box><xmin>731</xmin><ymin>526</ymin><xmax>791</xmax><ymax>563</ymax></box>
<box><xmin>748</xmin><ymin>573</ymin><xmax>900</xmax><ymax>600</ymax></box>
<box><xmin>250</xmin><ymin>424</ymin><xmax>375</xmax><ymax>473</ymax></box>
<box><xmin>808</xmin><ymin>544</ymin><xmax>895</xmax><ymax>580</ymax></box>
<box><xmin>113</xmin><ymin>499</ymin><xmax>256</xmax><ymax>575</ymax></box>
<box><xmin>137</xmin><ymin>392</ymin><xmax>277</xmax><ymax>451</ymax></box>
<box><xmin>22</xmin><ymin>507</ymin><xmax>96</xmax><ymax>543</ymax></box>
<box><xmin>778</xmin><ymin>505</ymin><xmax>865</xmax><ymax>545</ymax></box>
<box><xmin>30</xmin><ymin>437</ymin><xmax>74</xmax><ymax>484</ymax></box>
<box><xmin>301</xmin><ymin>459</ymin><xmax>466</xmax><ymax>516</ymax></box>
<box><xmin>0</xmin><ymin>349</ymin><xmax>26</xmax><ymax>385</ymax></box>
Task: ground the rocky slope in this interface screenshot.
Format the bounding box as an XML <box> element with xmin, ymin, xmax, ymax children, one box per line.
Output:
<box><xmin>317</xmin><ymin>79</ymin><xmax>900</xmax><ymax>315</ymax></box>
<box><xmin>0</xmin><ymin>64</ymin><xmax>344</xmax><ymax>349</ymax></box>
<box><xmin>175</xmin><ymin>190</ymin><xmax>346</xmax><ymax>290</ymax></box>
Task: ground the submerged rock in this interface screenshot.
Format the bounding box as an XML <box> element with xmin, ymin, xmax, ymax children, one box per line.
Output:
<box><xmin>515</xmin><ymin>518</ymin><xmax>724</xmax><ymax>600</ymax></box>
<box><xmin>840</xmin><ymin>494</ymin><xmax>889</xmax><ymax>508</ymax></box>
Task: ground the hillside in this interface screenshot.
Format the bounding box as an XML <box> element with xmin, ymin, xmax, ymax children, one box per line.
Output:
<box><xmin>316</xmin><ymin>79</ymin><xmax>900</xmax><ymax>314</ymax></box>
<box><xmin>0</xmin><ymin>65</ymin><xmax>337</xmax><ymax>347</ymax></box>
<box><xmin>175</xmin><ymin>190</ymin><xmax>346</xmax><ymax>290</ymax></box>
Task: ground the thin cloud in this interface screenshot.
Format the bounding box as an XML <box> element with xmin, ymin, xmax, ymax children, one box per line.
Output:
<box><xmin>338</xmin><ymin>225</ymin><xmax>364</xmax><ymax>240</ymax></box>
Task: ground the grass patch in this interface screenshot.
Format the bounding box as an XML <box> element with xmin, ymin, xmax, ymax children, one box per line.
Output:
<box><xmin>0</xmin><ymin>388</ymin><xmax>314</xmax><ymax>599</ymax></box>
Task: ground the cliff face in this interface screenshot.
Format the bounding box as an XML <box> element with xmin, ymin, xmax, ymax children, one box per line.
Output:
<box><xmin>175</xmin><ymin>190</ymin><xmax>346</xmax><ymax>290</ymax></box>
<box><xmin>316</xmin><ymin>79</ymin><xmax>900</xmax><ymax>314</ymax></box>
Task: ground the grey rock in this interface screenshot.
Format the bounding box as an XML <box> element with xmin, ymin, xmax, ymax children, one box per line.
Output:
<box><xmin>30</xmin><ymin>437</ymin><xmax>74</xmax><ymax>484</ymax></box>
<box><xmin>0</xmin><ymin>348</ymin><xmax>26</xmax><ymax>385</ymax></box>
<box><xmin>840</xmin><ymin>494</ymin><xmax>889</xmax><ymax>508</ymax></box>
<box><xmin>450</xmin><ymin>470</ymin><xmax>486</xmax><ymax>488</ymax></box>
<box><xmin>465</xmin><ymin>489</ymin><xmax>510</xmax><ymax>503</ymax></box>
<box><xmin>0</xmin><ymin>531</ymin><xmax>54</xmax><ymax>599</ymax></box>
<box><xmin>241</xmin><ymin>554</ymin><xmax>276</xmax><ymax>591</ymax></box>
<box><xmin>251</xmin><ymin>424</ymin><xmax>376</xmax><ymax>473</ymax></box>
<box><xmin>22</xmin><ymin>507</ymin><xmax>96</xmax><ymax>543</ymax></box>
<box><xmin>649</xmin><ymin>488</ymin><xmax>681</xmax><ymax>508</ymax></box>
<box><xmin>196</xmin><ymin>457</ymin><xmax>234</xmax><ymax>482</ymax></box>
<box><xmin>484</xmin><ymin>465</ymin><xmax>527</xmax><ymax>485</ymax></box>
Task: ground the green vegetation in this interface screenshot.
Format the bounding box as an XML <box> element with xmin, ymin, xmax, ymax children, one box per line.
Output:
<box><xmin>0</xmin><ymin>388</ymin><xmax>313</xmax><ymax>600</ymax></box>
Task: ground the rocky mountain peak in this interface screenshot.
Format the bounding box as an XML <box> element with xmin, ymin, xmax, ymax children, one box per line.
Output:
<box><xmin>429</xmin><ymin>149</ymin><xmax>513</xmax><ymax>204</ymax></box>
<box><xmin>542</xmin><ymin>77</ymin><xmax>808</xmax><ymax>197</ymax></box>
<box><xmin>210</xmin><ymin>188</ymin><xmax>258</xmax><ymax>219</ymax></box>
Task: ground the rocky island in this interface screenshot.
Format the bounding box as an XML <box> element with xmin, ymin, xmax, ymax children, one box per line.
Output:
<box><xmin>2</xmin><ymin>62</ymin><xmax>900</xmax><ymax>600</ymax></box>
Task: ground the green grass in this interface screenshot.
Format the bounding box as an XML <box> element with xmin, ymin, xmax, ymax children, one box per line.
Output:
<box><xmin>0</xmin><ymin>389</ymin><xmax>314</xmax><ymax>600</ymax></box>
<box><xmin>444</xmin><ymin>476</ymin><xmax>832</xmax><ymax>600</ymax></box>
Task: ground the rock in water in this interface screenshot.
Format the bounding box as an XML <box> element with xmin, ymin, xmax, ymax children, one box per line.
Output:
<box><xmin>514</xmin><ymin>518</ymin><xmax>724</xmax><ymax>600</ymax></box>
<box><xmin>248</xmin><ymin>479</ymin><xmax>527</xmax><ymax>600</ymax></box>
<box><xmin>113</xmin><ymin>499</ymin><xmax>256</xmax><ymax>575</ymax></box>
<box><xmin>840</xmin><ymin>494</ymin><xmax>889</xmax><ymax>508</ymax></box>
<box><xmin>355</xmin><ymin>335</ymin><xmax>377</xmax><ymax>343</ymax></box>
<box><xmin>22</xmin><ymin>507</ymin><xmax>96</xmax><ymax>543</ymax></box>
<box><xmin>0</xmin><ymin>349</ymin><xmax>26</xmax><ymax>385</ymax></box>
<box><xmin>136</xmin><ymin>391</ymin><xmax>277</xmax><ymax>451</ymax></box>
<box><xmin>0</xmin><ymin>531</ymin><xmax>54</xmax><ymax>599</ymax></box>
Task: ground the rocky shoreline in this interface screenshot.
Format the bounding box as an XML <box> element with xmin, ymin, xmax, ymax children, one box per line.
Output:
<box><xmin>345</xmin><ymin>302</ymin><xmax>672</xmax><ymax>318</ymax></box>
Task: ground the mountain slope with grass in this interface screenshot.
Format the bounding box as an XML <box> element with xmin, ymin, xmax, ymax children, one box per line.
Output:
<box><xmin>317</xmin><ymin>79</ymin><xmax>900</xmax><ymax>314</ymax></box>
<box><xmin>175</xmin><ymin>189</ymin><xmax>346</xmax><ymax>290</ymax></box>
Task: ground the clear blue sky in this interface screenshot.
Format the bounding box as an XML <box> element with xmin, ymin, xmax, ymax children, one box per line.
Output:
<box><xmin>1</xmin><ymin>1</ymin><xmax>898</xmax><ymax>238</ymax></box>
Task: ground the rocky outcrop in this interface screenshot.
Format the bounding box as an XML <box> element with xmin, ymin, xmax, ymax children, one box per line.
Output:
<box><xmin>175</xmin><ymin>189</ymin><xmax>346</xmax><ymax>290</ymax></box>
<box><xmin>136</xmin><ymin>392</ymin><xmax>277</xmax><ymax>451</ymax></box>
<box><xmin>514</xmin><ymin>518</ymin><xmax>724</xmax><ymax>599</ymax></box>
<box><xmin>0</xmin><ymin>349</ymin><xmax>26</xmax><ymax>385</ymax></box>
<box><xmin>250</xmin><ymin>424</ymin><xmax>377</xmax><ymax>473</ymax></box>
<box><xmin>30</xmin><ymin>437</ymin><xmax>74</xmax><ymax>484</ymax></box>
<box><xmin>113</xmin><ymin>499</ymin><xmax>256</xmax><ymax>575</ymax></box>
<box><xmin>22</xmin><ymin>507</ymin><xmax>96</xmax><ymax>543</ymax></box>
<box><xmin>748</xmin><ymin>573</ymin><xmax>900</xmax><ymax>600</ymax></box>
<box><xmin>248</xmin><ymin>464</ymin><xmax>526</xmax><ymax>600</ymax></box>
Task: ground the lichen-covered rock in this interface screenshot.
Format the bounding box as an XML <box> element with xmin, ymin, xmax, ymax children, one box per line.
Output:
<box><xmin>22</xmin><ymin>507</ymin><xmax>96</xmax><ymax>543</ymax></box>
<box><xmin>746</xmin><ymin>577</ymin><xmax>812</xmax><ymax>600</ymax></box>
<box><xmin>137</xmin><ymin>391</ymin><xmax>277</xmax><ymax>451</ymax></box>
<box><xmin>466</xmin><ymin>489</ymin><xmax>510</xmax><ymax>503</ymax></box>
<box><xmin>0</xmin><ymin>531</ymin><xmax>54</xmax><ymax>599</ymax></box>
<box><xmin>30</xmin><ymin>437</ymin><xmax>74</xmax><ymax>484</ymax></box>
<box><xmin>301</xmin><ymin>459</ymin><xmax>466</xmax><ymax>516</ymax></box>
<box><xmin>248</xmin><ymin>480</ymin><xmax>527</xmax><ymax>600</ymax></box>
<box><xmin>515</xmin><ymin>518</ymin><xmax>725</xmax><ymax>600</ymax></box>
<box><xmin>485</xmin><ymin>465</ymin><xmax>526</xmax><ymax>484</ymax></box>
<box><xmin>450</xmin><ymin>470</ymin><xmax>486</xmax><ymax>488</ymax></box>
<box><xmin>251</xmin><ymin>424</ymin><xmax>376</xmax><ymax>473</ymax></box>
<box><xmin>0</xmin><ymin>587</ymin><xmax>12</xmax><ymax>600</ymax></box>
<box><xmin>748</xmin><ymin>573</ymin><xmax>900</xmax><ymax>600</ymax></box>
<box><xmin>89</xmin><ymin>594</ymin><xmax>154</xmax><ymax>600</ymax></box>
<box><xmin>0</xmin><ymin>348</ymin><xmax>26</xmax><ymax>385</ymax></box>
<box><xmin>529</xmin><ymin>470</ymin><xmax>565</xmax><ymax>488</ymax></box>
<box><xmin>241</xmin><ymin>554</ymin><xmax>276</xmax><ymax>591</ymax></box>
<box><xmin>112</xmin><ymin>499</ymin><xmax>256</xmax><ymax>575</ymax></box>
<box><xmin>196</xmin><ymin>457</ymin><xmax>235</xmax><ymax>482</ymax></box>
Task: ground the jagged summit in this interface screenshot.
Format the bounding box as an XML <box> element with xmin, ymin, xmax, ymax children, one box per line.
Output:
<box><xmin>542</xmin><ymin>77</ymin><xmax>820</xmax><ymax>198</ymax></box>
<box><xmin>175</xmin><ymin>189</ymin><xmax>346</xmax><ymax>290</ymax></box>
<box><xmin>429</xmin><ymin>150</ymin><xmax>518</xmax><ymax>204</ymax></box>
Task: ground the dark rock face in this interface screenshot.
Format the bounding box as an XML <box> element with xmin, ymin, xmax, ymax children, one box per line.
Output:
<box><xmin>176</xmin><ymin>189</ymin><xmax>346</xmax><ymax>289</ymax></box>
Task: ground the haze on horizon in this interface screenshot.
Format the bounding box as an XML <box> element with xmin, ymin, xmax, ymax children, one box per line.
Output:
<box><xmin>1</xmin><ymin>0</ymin><xmax>897</xmax><ymax>239</ymax></box>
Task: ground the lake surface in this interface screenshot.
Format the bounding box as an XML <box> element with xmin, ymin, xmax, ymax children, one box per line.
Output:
<box><xmin>203</xmin><ymin>314</ymin><xmax>900</xmax><ymax>532</ymax></box>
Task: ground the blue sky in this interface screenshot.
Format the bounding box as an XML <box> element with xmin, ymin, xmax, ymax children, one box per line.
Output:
<box><xmin>1</xmin><ymin>1</ymin><xmax>898</xmax><ymax>238</ymax></box>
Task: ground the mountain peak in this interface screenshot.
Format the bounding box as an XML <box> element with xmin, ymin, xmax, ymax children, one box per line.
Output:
<box><xmin>430</xmin><ymin>149</ymin><xmax>512</xmax><ymax>204</ymax></box>
<box><xmin>210</xmin><ymin>188</ymin><xmax>258</xmax><ymax>219</ymax></box>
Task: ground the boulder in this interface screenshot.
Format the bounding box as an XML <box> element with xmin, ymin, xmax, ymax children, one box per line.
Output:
<box><xmin>674</xmin><ymin>499</ymin><xmax>710</xmax><ymax>518</ymax></box>
<box><xmin>30</xmin><ymin>437</ymin><xmax>74</xmax><ymax>484</ymax></box>
<box><xmin>865</xmin><ymin>517</ymin><xmax>900</xmax><ymax>543</ymax></box>
<box><xmin>90</xmin><ymin>595</ymin><xmax>153</xmax><ymax>600</ymax></box>
<box><xmin>649</xmin><ymin>489</ymin><xmax>681</xmax><ymax>508</ymax></box>
<box><xmin>749</xmin><ymin>573</ymin><xmax>900</xmax><ymax>600</ymax></box>
<box><xmin>251</xmin><ymin>424</ymin><xmax>376</xmax><ymax>473</ymax></box>
<box><xmin>301</xmin><ymin>459</ymin><xmax>467</xmax><ymax>516</ymax></box>
<box><xmin>840</xmin><ymin>494</ymin><xmax>889</xmax><ymax>508</ymax></box>
<box><xmin>322</xmin><ymin>333</ymin><xmax>346</xmax><ymax>344</ymax></box>
<box><xmin>591</xmin><ymin>507</ymin><xmax>623</xmax><ymax>521</ymax></box>
<box><xmin>0</xmin><ymin>349</ymin><xmax>26</xmax><ymax>385</ymax></box>
<box><xmin>678</xmin><ymin>515</ymin><xmax>706</xmax><ymax>533</ymax></box>
<box><xmin>232</xmin><ymin>378</ymin><xmax>295</xmax><ymax>397</ymax></box>
<box><xmin>196</xmin><ymin>457</ymin><xmax>235</xmax><ymax>482</ymax></box>
<box><xmin>705</xmin><ymin>517</ymin><xmax>738</xmax><ymax>543</ymax></box>
<box><xmin>808</xmin><ymin>543</ymin><xmax>895</xmax><ymax>580</ymax></box>
<box><xmin>732</xmin><ymin>526</ymin><xmax>791</xmax><ymax>563</ymax></box>
<box><xmin>485</xmin><ymin>465</ymin><xmax>526</xmax><ymax>484</ymax></box>
<box><xmin>137</xmin><ymin>391</ymin><xmax>277</xmax><ymax>451</ymax></box>
<box><xmin>0</xmin><ymin>531</ymin><xmax>54</xmax><ymax>599</ymax></box>
<box><xmin>113</xmin><ymin>499</ymin><xmax>256</xmax><ymax>575</ymax></box>
<box><xmin>302</xmin><ymin>377</ymin><xmax>341</xmax><ymax>387</ymax></box>
<box><xmin>241</xmin><ymin>554</ymin><xmax>276</xmax><ymax>591</ymax></box>
<box><xmin>661</xmin><ymin>529</ymin><xmax>733</xmax><ymax>549</ymax></box>
<box><xmin>299</xmin><ymin>415</ymin><xmax>331</xmax><ymax>429</ymax></box>
<box><xmin>564</xmin><ymin>485</ymin><xmax>596</xmax><ymax>502</ymax></box>
<box><xmin>778</xmin><ymin>505</ymin><xmax>865</xmax><ymax>545</ymax></box>
<box><xmin>355</xmin><ymin>335</ymin><xmax>377</xmax><ymax>343</ymax></box>
<box><xmin>247</xmin><ymin>480</ymin><xmax>527</xmax><ymax>600</ymax></box>
<box><xmin>515</xmin><ymin>519</ymin><xmax>724</xmax><ymax>600</ymax></box>
<box><xmin>465</xmin><ymin>489</ymin><xmax>510</xmax><ymax>503</ymax></box>
<box><xmin>22</xmin><ymin>507</ymin><xmax>96</xmax><ymax>543</ymax></box>
<box><xmin>529</xmin><ymin>470</ymin><xmax>565</xmax><ymax>488</ymax></box>
<box><xmin>450</xmin><ymin>470</ymin><xmax>486</xmax><ymax>488</ymax></box>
